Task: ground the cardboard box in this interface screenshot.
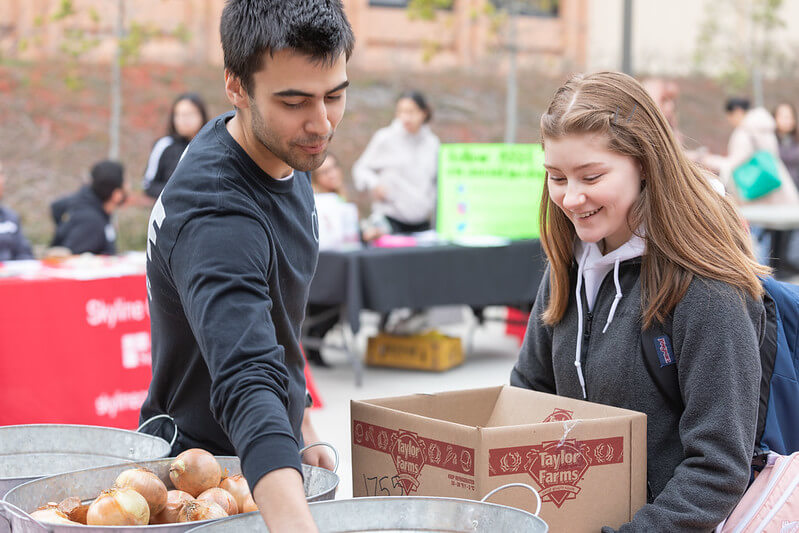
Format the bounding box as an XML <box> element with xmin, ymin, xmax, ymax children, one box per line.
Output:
<box><xmin>365</xmin><ymin>332</ymin><xmax>463</xmax><ymax>371</ymax></box>
<box><xmin>351</xmin><ymin>385</ymin><xmax>647</xmax><ymax>533</ymax></box>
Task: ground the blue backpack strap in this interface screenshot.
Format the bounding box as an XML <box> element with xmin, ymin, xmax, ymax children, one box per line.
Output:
<box><xmin>759</xmin><ymin>277</ymin><xmax>799</xmax><ymax>456</ymax></box>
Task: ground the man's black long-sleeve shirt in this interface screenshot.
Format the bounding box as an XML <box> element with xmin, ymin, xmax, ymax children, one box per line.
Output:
<box><xmin>140</xmin><ymin>111</ymin><xmax>319</xmax><ymax>490</ymax></box>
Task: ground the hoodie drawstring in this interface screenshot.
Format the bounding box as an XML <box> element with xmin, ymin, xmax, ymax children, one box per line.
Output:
<box><xmin>602</xmin><ymin>258</ymin><xmax>623</xmax><ymax>334</ymax></box>
<box><xmin>574</xmin><ymin>246</ymin><xmax>591</xmax><ymax>399</ymax></box>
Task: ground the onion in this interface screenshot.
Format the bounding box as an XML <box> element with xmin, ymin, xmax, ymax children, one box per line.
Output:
<box><xmin>177</xmin><ymin>499</ymin><xmax>228</xmax><ymax>522</ymax></box>
<box><xmin>115</xmin><ymin>467</ymin><xmax>168</xmax><ymax>515</ymax></box>
<box><xmin>198</xmin><ymin>487</ymin><xmax>238</xmax><ymax>515</ymax></box>
<box><xmin>149</xmin><ymin>489</ymin><xmax>193</xmax><ymax>525</ymax></box>
<box><xmin>169</xmin><ymin>449</ymin><xmax>222</xmax><ymax>497</ymax></box>
<box><xmin>57</xmin><ymin>496</ymin><xmax>90</xmax><ymax>524</ymax></box>
<box><xmin>86</xmin><ymin>487</ymin><xmax>150</xmax><ymax>526</ymax></box>
<box><xmin>241</xmin><ymin>493</ymin><xmax>259</xmax><ymax>513</ymax></box>
<box><xmin>219</xmin><ymin>474</ymin><xmax>252</xmax><ymax>511</ymax></box>
<box><xmin>30</xmin><ymin>507</ymin><xmax>79</xmax><ymax>525</ymax></box>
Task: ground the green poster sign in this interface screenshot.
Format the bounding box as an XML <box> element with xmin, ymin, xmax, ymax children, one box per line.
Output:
<box><xmin>436</xmin><ymin>143</ymin><xmax>546</xmax><ymax>241</ymax></box>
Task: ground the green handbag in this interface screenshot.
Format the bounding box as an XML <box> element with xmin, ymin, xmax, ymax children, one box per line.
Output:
<box><xmin>732</xmin><ymin>149</ymin><xmax>782</xmax><ymax>201</ymax></box>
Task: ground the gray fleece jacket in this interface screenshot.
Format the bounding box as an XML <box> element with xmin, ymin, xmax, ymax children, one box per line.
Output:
<box><xmin>511</xmin><ymin>256</ymin><xmax>765</xmax><ymax>532</ymax></box>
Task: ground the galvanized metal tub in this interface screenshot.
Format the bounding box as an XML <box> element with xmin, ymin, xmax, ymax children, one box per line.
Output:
<box><xmin>185</xmin><ymin>484</ymin><xmax>547</xmax><ymax>533</ymax></box>
<box><xmin>0</xmin><ymin>424</ymin><xmax>173</xmax><ymax>497</ymax></box>
<box><xmin>0</xmin><ymin>451</ymin><xmax>339</xmax><ymax>533</ymax></box>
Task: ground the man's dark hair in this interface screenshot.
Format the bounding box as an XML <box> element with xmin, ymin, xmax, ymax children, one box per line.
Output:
<box><xmin>725</xmin><ymin>97</ymin><xmax>751</xmax><ymax>113</ymax></box>
<box><xmin>90</xmin><ymin>160</ymin><xmax>124</xmax><ymax>202</ymax></box>
<box><xmin>220</xmin><ymin>0</ymin><xmax>355</xmax><ymax>94</ymax></box>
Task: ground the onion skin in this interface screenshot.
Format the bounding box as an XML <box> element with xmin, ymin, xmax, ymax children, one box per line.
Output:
<box><xmin>86</xmin><ymin>487</ymin><xmax>150</xmax><ymax>526</ymax></box>
<box><xmin>177</xmin><ymin>500</ymin><xmax>228</xmax><ymax>522</ymax></box>
<box><xmin>169</xmin><ymin>449</ymin><xmax>222</xmax><ymax>497</ymax></box>
<box><xmin>30</xmin><ymin>507</ymin><xmax>80</xmax><ymax>525</ymax></box>
<box><xmin>219</xmin><ymin>474</ymin><xmax>252</xmax><ymax>512</ymax></box>
<box><xmin>241</xmin><ymin>493</ymin><xmax>259</xmax><ymax>513</ymax></box>
<box><xmin>57</xmin><ymin>496</ymin><xmax>90</xmax><ymax>524</ymax></box>
<box><xmin>198</xmin><ymin>487</ymin><xmax>238</xmax><ymax>515</ymax></box>
<box><xmin>115</xmin><ymin>467</ymin><xmax>168</xmax><ymax>515</ymax></box>
<box><xmin>149</xmin><ymin>489</ymin><xmax>193</xmax><ymax>525</ymax></box>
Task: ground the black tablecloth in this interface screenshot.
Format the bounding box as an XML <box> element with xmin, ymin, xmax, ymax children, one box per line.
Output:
<box><xmin>308</xmin><ymin>240</ymin><xmax>546</xmax><ymax>333</ymax></box>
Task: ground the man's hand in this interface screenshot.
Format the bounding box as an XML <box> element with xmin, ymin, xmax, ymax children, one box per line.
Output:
<box><xmin>253</xmin><ymin>468</ymin><xmax>318</xmax><ymax>533</ymax></box>
<box><xmin>301</xmin><ymin>408</ymin><xmax>336</xmax><ymax>471</ymax></box>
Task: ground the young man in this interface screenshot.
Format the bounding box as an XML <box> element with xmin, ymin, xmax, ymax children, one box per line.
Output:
<box><xmin>139</xmin><ymin>1</ymin><xmax>354</xmax><ymax>531</ymax></box>
<box><xmin>51</xmin><ymin>160</ymin><xmax>126</xmax><ymax>255</ymax></box>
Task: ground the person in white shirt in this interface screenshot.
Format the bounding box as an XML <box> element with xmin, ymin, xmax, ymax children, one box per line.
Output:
<box><xmin>353</xmin><ymin>91</ymin><xmax>440</xmax><ymax>233</ymax></box>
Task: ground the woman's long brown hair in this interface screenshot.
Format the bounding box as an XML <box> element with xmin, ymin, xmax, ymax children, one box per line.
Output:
<box><xmin>540</xmin><ymin>72</ymin><xmax>768</xmax><ymax>328</ymax></box>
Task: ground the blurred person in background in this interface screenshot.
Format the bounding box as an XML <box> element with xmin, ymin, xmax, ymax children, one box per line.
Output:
<box><xmin>641</xmin><ymin>78</ymin><xmax>682</xmax><ymax>143</ymax></box>
<box><xmin>353</xmin><ymin>90</ymin><xmax>440</xmax><ymax>234</ymax></box>
<box><xmin>774</xmin><ymin>102</ymin><xmax>799</xmax><ymax>269</ymax></box>
<box><xmin>142</xmin><ymin>92</ymin><xmax>208</xmax><ymax>199</ymax></box>
<box><xmin>311</xmin><ymin>151</ymin><xmax>347</xmax><ymax>199</ymax></box>
<box><xmin>700</xmin><ymin>97</ymin><xmax>799</xmax><ymax>269</ymax></box>
<box><xmin>51</xmin><ymin>160</ymin><xmax>126</xmax><ymax>255</ymax></box>
<box><xmin>0</xmin><ymin>161</ymin><xmax>34</xmax><ymax>261</ymax></box>
<box><xmin>701</xmin><ymin>97</ymin><xmax>799</xmax><ymax>204</ymax></box>
<box><xmin>305</xmin><ymin>153</ymin><xmax>348</xmax><ymax>367</ymax></box>
<box><xmin>775</xmin><ymin>102</ymin><xmax>799</xmax><ymax>188</ymax></box>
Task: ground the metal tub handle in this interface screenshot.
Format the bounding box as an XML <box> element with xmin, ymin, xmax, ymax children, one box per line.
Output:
<box><xmin>481</xmin><ymin>482</ymin><xmax>542</xmax><ymax>516</ymax></box>
<box><xmin>299</xmin><ymin>441</ymin><xmax>339</xmax><ymax>474</ymax></box>
<box><xmin>137</xmin><ymin>413</ymin><xmax>179</xmax><ymax>448</ymax></box>
<box><xmin>0</xmin><ymin>500</ymin><xmax>51</xmax><ymax>533</ymax></box>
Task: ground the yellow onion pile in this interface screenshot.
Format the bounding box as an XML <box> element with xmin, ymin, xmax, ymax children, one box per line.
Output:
<box><xmin>32</xmin><ymin>448</ymin><xmax>255</xmax><ymax>526</ymax></box>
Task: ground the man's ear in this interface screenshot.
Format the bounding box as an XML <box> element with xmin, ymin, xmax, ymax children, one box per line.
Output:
<box><xmin>224</xmin><ymin>69</ymin><xmax>250</xmax><ymax>109</ymax></box>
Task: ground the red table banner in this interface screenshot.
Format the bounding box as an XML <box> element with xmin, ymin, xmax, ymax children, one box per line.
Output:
<box><xmin>0</xmin><ymin>275</ymin><xmax>151</xmax><ymax>429</ymax></box>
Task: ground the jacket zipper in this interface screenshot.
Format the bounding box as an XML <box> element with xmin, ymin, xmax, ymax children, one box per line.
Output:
<box><xmin>582</xmin><ymin>311</ymin><xmax>593</xmax><ymax>374</ymax></box>
<box><xmin>578</xmin><ymin>264</ymin><xmax>624</xmax><ymax>392</ymax></box>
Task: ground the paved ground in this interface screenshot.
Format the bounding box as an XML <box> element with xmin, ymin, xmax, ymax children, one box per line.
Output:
<box><xmin>306</xmin><ymin>307</ymin><xmax>524</xmax><ymax>499</ymax></box>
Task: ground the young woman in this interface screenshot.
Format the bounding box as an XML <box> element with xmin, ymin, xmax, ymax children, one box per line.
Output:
<box><xmin>142</xmin><ymin>92</ymin><xmax>208</xmax><ymax>199</ymax></box>
<box><xmin>352</xmin><ymin>90</ymin><xmax>440</xmax><ymax>234</ymax></box>
<box><xmin>511</xmin><ymin>72</ymin><xmax>768</xmax><ymax>532</ymax></box>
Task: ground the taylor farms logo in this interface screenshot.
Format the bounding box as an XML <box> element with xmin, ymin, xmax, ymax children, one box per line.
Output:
<box><xmin>525</xmin><ymin>440</ymin><xmax>590</xmax><ymax>507</ymax></box>
<box><xmin>391</xmin><ymin>431</ymin><xmax>427</xmax><ymax>494</ymax></box>
<box><xmin>489</xmin><ymin>437</ymin><xmax>624</xmax><ymax>508</ymax></box>
<box><xmin>353</xmin><ymin>420</ymin><xmax>474</xmax><ymax>495</ymax></box>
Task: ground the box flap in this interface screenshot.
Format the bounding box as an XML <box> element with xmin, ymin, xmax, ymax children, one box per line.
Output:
<box><xmin>360</xmin><ymin>386</ymin><xmax>504</xmax><ymax>427</ymax></box>
<box><xmin>486</xmin><ymin>386</ymin><xmax>646</xmax><ymax>427</ymax></box>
